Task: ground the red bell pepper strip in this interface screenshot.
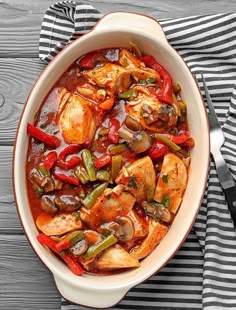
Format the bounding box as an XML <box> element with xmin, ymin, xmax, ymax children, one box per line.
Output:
<box><xmin>79</xmin><ymin>51</ymin><xmax>102</xmax><ymax>69</ymax></box>
<box><xmin>98</xmin><ymin>96</ymin><xmax>115</xmax><ymax>110</ymax></box>
<box><xmin>44</xmin><ymin>151</ymin><xmax>57</xmax><ymax>170</ymax></box>
<box><xmin>108</xmin><ymin>118</ymin><xmax>120</xmax><ymax>144</ymax></box>
<box><xmin>57</xmin><ymin>145</ymin><xmax>81</xmax><ymax>169</ymax></box>
<box><xmin>141</xmin><ymin>55</ymin><xmax>173</xmax><ymax>105</ymax></box>
<box><xmin>27</xmin><ymin>123</ymin><xmax>60</xmax><ymax>148</ymax></box>
<box><xmin>37</xmin><ymin>233</ymin><xmax>84</xmax><ymax>276</ymax></box>
<box><xmin>55</xmin><ymin>230</ymin><xmax>84</xmax><ymax>252</ymax></box>
<box><xmin>182</xmin><ymin>137</ymin><xmax>195</xmax><ymax>148</ymax></box>
<box><xmin>171</xmin><ymin>133</ymin><xmax>193</xmax><ymax>145</ymax></box>
<box><xmin>164</xmin><ymin>133</ymin><xmax>194</xmax><ymax>148</ymax></box>
<box><xmin>147</xmin><ymin>141</ymin><xmax>168</xmax><ymax>160</ymax></box>
<box><xmin>57</xmin><ymin>157</ymin><xmax>81</xmax><ymax>169</ymax></box>
<box><xmin>93</xmin><ymin>154</ymin><xmax>111</xmax><ymax>169</ymax></box>
<box><xmin>62</xmin><ymin>253</ymin><xmax>84</xmax><ymax>276</ymax></box>
<box><xmin>53</xmin><ymin>170</ymin><xmax>80</xmax><ymax>186</ymax></box>
<box><xmin>37</xmin><ymin>233</ymin><xmax>59</xmax><ymax>253</ymax></box>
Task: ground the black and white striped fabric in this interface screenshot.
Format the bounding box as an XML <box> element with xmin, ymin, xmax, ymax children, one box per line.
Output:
<box><xmin>39</xmin><ymin>3</ymin><xmax>236</xmax><ymax>309</ymax></box>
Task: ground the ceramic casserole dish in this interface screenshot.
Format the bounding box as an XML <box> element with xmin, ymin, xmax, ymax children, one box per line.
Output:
<box><xmin>13</xmin><ymin>12</ymin><xmax>209</xmax><ymax>308</ymax></box>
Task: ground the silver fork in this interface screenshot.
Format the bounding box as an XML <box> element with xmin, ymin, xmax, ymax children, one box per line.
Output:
<box><xmin>200</xmin><ymin>73</ymin><xmax>236</xmax><ymax>227</ymax></box>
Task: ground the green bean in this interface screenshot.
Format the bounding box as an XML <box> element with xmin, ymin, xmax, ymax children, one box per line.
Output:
<box><xmin>109</xmin><ymin>143</ymin><xmax>128</xmax><ymax>154</ymax></box>
<box><xmin>155</xmin><ymin>134</ymin><xmax>181</xmax><ymax>151</ymax></box>
<box><xmin>83</xmin><ymin>234</ymin><xmax>117</xmax><ymax>259</ymax></box>
<box><xmin>75</xmin><ymin>166</ymin><xmax>89</xmax><ymax>184</ymax></box>
<box><xmin>81</xmin><ymin>149</ymin><xmax>96</xmax><ymax>181</ymax></box>
<box><xmin>38</xmin><ymin>164</ymin><xmax>50</xmax><ymax>176</ymax></box>
<box><xmin>111</xmin><ymin>155</ymin><xmax>122</xmax><ymax>181</ymax></box>
<box><xmin>118</xmin><ymin>89</ymin><xmax>137</xmax><ymax>99</ymax></box>
<box><xmin>96</xmin><ymin>170</ymin><xmax>111</xmax><ymax>182</ymax></box>
<box><xmin>82</xmin><ymin>182</ymin><xmax>108</xmax><ymax>209</ymax></box>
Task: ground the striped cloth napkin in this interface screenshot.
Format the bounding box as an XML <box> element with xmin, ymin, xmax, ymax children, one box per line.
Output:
<box><xmin>39</xmin><ymin>2</ymin><xmax>236</xmax><ymax>309</ymax></box>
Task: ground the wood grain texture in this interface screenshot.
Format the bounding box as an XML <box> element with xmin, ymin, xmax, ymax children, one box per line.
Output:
<box><xmin>0</xmin><ymin>146</ymin><xmax>23</xmax><ymax>234</ymax></box>
<box><xmin>0</xmin><ymin>234</ymin><xmax>60</xmax><ymax>309</ymax></box>
<box><xmin>1</xmin><ymin>0</ymin><xmax>236</xmax><ymax>309</ymax></box>
<box><xmin>0</xmin><ymin>0</ymin><xmax>236</xmax><ymax>57</ymax></box>
<box><xmin>0</xmin><ymin>58</ymin><xmax>45</xmax><ymax>144</ymax></box>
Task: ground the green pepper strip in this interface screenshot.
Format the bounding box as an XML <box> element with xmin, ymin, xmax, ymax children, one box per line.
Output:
<box><xmin>109</xmin><ymin>143</ymin><xmax>128</xmax><ymax>154</ymax></box>
<box><xmin>38</xmin><ymin>164</ymin><xmax>50</xmax><ymax>176</ymax></box>
<box><xmin>55</xmin><ymin>230</ymin><xmax>84</xmax><ymax>252</ymax></box>
<box><xmin>81</xmin><ymin>149</ymin><xmax>96</xmax><ymax>181</ymax></box>
<box><xmin>118</xmin><ymin>88</ymin><xmax>137</xmax><ymax>99</ymax></box>
<box><xmin>111</xmin><ymin>155</ymin><xmax>122</xmax><ymax>181</ymax></box>
<box><xmin>82</xmin><ymin>182</ymin><xmax>108</xmax><ymax>209</ymax></box>
<box><xmin>75</xmin><ymin>166</ymin><xmax>89</xmax><ymax>184</ymax></box>
<box><xmin>155</xmin><ymin>134</ymin><xmax>181</xmax><ymax>151</ymax></box>
<box><xmin>83</xmin><ymin>234</ymin><xmax>117</xmax><ymax>259</ymax></box>
<box><xmin>96</xmin><ymin>170</ymin><xmax>111</xmax><ymax>182</ymax></box>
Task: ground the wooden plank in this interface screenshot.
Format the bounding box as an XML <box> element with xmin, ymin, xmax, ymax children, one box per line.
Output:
<box><xmin>0</xmin><ymin>234</ymin><xmax>61</xmax><ymax>310</ymax></box>
<box><xmin>0</xmin><ymin>0</ymin><xmax>236</xmax><ymax>57</ymax></box>
<box><xmin>0</xmin><ymin>58</ymin><xmax>45</xmax><ymax>145</ymax></box>
<box><xmin>0</xmin><ymin>145</ymin><xmax>24</xmax><ymax>233</ymax></box>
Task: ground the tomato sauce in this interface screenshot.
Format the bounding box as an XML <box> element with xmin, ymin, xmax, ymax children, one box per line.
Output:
<box><xmin>26</xmin><ymin>46</ymin><xmax>194</xmax><ymax>275</ymax></box>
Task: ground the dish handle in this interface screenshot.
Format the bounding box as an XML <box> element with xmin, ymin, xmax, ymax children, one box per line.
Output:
<box><xmin>54</xmin><ymin>275</ymin><xmax>130</xmax><ymax>308</ymax></box>
<box><xmin>93</xmin><ymin>12</ymin><xmax>167</xmax><ymax>42</ymax></box>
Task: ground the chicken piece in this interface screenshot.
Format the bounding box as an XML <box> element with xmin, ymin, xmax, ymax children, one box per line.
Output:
<box><xmin>129</xmin><ymin>67</ymin><xmax>159</xmax><ymax>81</ymax></box>
<box><xmin>36</xmin><ymin>212</ymin><xmax>82</xmax><ymax>236</ymax></box>
<box><xmin>127</xmin><ymin>210</ymin><xmax>147</xmax><ymax>240</ymax></box>
<box><xmin>119</xmin><ymin>48</ymin><xmax>144</xmax><ymax>68</ymax></box>
<box><xmin>76</xmin><ymin>83</ymin><xmax>98</xmax><ymax>101</ymax></box>
<box><xmin>154</xmin><ymin>153</ymin><xmax>188</xmax><ymax>214</ymax></box>
<box><xmin>125</xmin><ymin>93</ymin><xmax>162</xmax><ymax>130</ymax></box>
<box><xmin>95</xmin><ymin>244</ymin><xmax>140</xmax><ymax>270</ymax></box>
<box><xmin>58</xmin><ymin>94</ymin><xmax>96</xmax><ymax>144</ymax></box>
<box><xmin>56</xmin><ymin>87</ymin><xmax>71</xmax><ymax>116</ymax></box>
<box><xmin>80</xmin><ymin>185</ymin><xmax>136</xmax><ymax>230</ymax></box>
<box><xmin>119</xmin><ymin>49</ymin><xmax>159</xmax><ymax>81</ymax></box>
<box><xmin>83</xmin><ymin>63</ymin><xmax>130</xmax><ymax>95</ymax></box>
<box><xmin>130</xmin><ymin>218</ymin><xmax>168</xmax><ymax>260</ymax></box>
<box><xmin>115</xmin><ymin>156</ymin><xmax>156</xmax><ymax>203</ymax></box>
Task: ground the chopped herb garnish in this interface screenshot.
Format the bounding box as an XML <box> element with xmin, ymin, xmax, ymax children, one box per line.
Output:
<box><xmin>38</xmin><ymin>164</ymin><xmax>50</xmax><ymax>176</ymax></box>
<box><xmin>40</xmin><ymin>123</ymin><xmax>48</xmax><ymax>129</ymax></box>
<box><xmin>100</xmin><ymin>217</ymin><xmax>106</xmax><ymax>224</ymax></box>
<box><xmin>161</xmin><ymin>194</ymin><xmax>171</xmax><ymax>208</ymax></box>
<box><xmin>60</xmin><ymin>250</ymin><xmax>66</xmax><ymax>257</ymax></box>
<box><xmin>162</xmin><ymin>174</ymin><xmax>168</xmax><ymax>183</ymax></box>
<box><xmin>127</xmin><ymin>175</ymin><xmax>138</xmax><ymax>189</ymax></box>
<box><xmin>72</xmin><ymin>211</ymin><xmax>81</xmax><ymax>221</ymax></box>
<box><xmin>37</xmin><ymin>188</ymin><xmax>44</xmax><ymax>196</ymax></box>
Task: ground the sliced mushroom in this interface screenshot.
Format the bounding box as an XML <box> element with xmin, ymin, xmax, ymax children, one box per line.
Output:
<box><xmin>125</xmin><ymin>115</ymin><xmax>143</xmax><ymax>132</ymax></box>
<box><xmin>142</xmin><ymin>201</ymin><xmax>171</xmax><ymax>223</ymax></box>
<box><xmin>118</xmin><ymin>122</ymin><xmax>151</xmax><ymax>153</ymax></box>
<box><xmin>41</xmin><ymin>176</ymin><xmax>55</xmax><ymax>193</ymax></box>
<box><xmin>70</xmin><ymin>239</ymin><xmax>88</xmax><ymax>256</ymax></box>
<box><xmin>116</xmin><ymin>216</ymin><xmax>134</xmax><ymax>242</ymax></box>
<box><xmin>28</xmin><ymin>169</ymin><xmax>55</xmax><ymax>193</ymax></box>
<box><xmin>41</xmin><ymin>195</ymin><xmax>57</xmax><ymax>215</ymax></box>
<box><xmin>54</xmin><ymin>195</ymin><xmax>81</xmax><ymax>212</ymax></box>
<box><xmin>100</xmin><ymin>216</ymin><xmax>134</xmax><ymax>242</ymax></box>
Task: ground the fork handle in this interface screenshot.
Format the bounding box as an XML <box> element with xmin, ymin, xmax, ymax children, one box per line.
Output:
<box><xmin>223</xmin><ymin>185</ymin><xmax>236</xmax><ymax>228</ymax></box>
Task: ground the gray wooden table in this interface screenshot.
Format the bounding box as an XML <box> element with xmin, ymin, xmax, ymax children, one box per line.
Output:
<box><xmin>1</xmin><ymin>0</ymin><xmax>236</xmax><ymax>309</ymax></box>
